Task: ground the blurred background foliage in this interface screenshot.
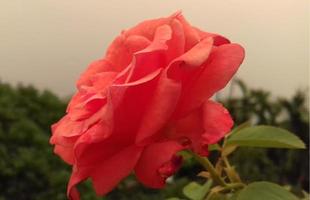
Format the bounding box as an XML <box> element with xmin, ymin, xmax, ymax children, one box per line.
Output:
<box><xmin>0</xmin><ymin>80</ymin><xmax>308</xmax><ymax>200</ymax></box>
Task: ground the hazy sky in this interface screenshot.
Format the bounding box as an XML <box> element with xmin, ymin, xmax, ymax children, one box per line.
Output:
<box><xmin>0</xmin><ymin>0</ymin><xmax>309</xmax><ymax>98</ymax></box>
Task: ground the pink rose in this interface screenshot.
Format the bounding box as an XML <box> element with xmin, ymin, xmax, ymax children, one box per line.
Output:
<box><xmin>50</xmin><ymin>11</ymin><xmax>245</xmax><ymax>200</ymax></box>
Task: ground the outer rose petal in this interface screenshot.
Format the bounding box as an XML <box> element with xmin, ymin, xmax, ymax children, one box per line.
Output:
<box><xmin>174</xmin><ymin>37</ymin><xmax>214</xmax><ymax>69</ymax></box>
<box><xmin>76</xmin><ymin>59</ymin><xmax>113</xmax><ymax>88</ymax></box>
<box><xmin>54</xmin><ymin>145</ymin><xmax>74</xmax><ymax>165</ymax></box>
<box><xmin>177</xmin><ymin>43</ymin><xmax>245</xmax><ymax>117</ymax></box>
<box><xmin>91</xmin><ymin>145</ymin><xmax>143</xmax><ymax>195</ymax></box>
<box><xmin>50</xmin><ymin>115</ymin><xmax>83</xmax><ymax>146</ymax></box>
<box><xmin>170</xmin><ymin>100</ymin><xmax>233</xmax><ymax>156</ymax></box>
<box><xmin>67</xmin><ymin>145</ymin><xmax>143</xmax><ymax>200</ymax></box>
<box><xmin>167</xmin><ymin>36</ymin><xmax>214</xmax><ymax>83</ymax></box>
<box><xmin>134</xmin><ymin>140</ymin><xmax>184</xmax><ymax>188</ymax></box>
<box><xmin>193</xmin><ymin>27</ymin><xmax>230</xmax><ymax>46</ymax></box>
<box><xmin>202</xmin><ymin>100</ymin><xmax>233</xmax><ymax>144</ymax></box>
<box><xmin>67</xmin><ymin>166</ymin><xmax>88</xmax><ymax>200</ymax></box>
<box><xmin>172</xmin><ymin>108</ymin><xmax>206</xmax><ymax>155</ymax></box>
<box><xmin>50</xmin><ymin>104</ymin><xmax>109</xmax><ymax>147</ymax></box>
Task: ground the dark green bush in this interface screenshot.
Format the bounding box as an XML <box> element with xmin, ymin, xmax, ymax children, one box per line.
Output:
<box><xmin>0</xmin><ymin>83</ymin><xmax>70</xmax><ymax>200</ymax></box>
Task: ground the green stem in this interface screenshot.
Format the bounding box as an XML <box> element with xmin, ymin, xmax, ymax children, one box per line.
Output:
<box><xmin>222</xmin><ymin>156</ymin><xmax>232</xmax><ymax>169</ymax></box>
<box><xmin>222</xmin><ymin>156</ymin><xmax>242</xmax><ymax>183</ymax></box>
<box><xmin>193</xmin><ymin>154</ymin><xmax>227</xmax><ymax>187</ymax></box>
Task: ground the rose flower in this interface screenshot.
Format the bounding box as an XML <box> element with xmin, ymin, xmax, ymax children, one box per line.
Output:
<box><xmin>50</xmin><ymin>11</ymin><xmax>245</xmax><ymax>200</ymax></box>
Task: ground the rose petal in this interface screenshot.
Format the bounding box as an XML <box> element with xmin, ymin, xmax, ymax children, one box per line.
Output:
<box><xmin>137</xmin><ymin>24</ymin><xmax>172</xmax><ymax>54</ymax></box>
<box><xmin>166</xmin><ymin>18</ymin><xmax>185</xmax><ymax>61</ymax></box>
<box><xmin>54</xmin><ymin>145</ymin><xmax>75</xmax><ymax>165</ymax></box>
<box><xmin>109</xmin><ymin>68</ymin><xmax>162</xmax><ymax>136</ymax></box>
<box><xmin>172</xmin><ymin>108</ymin><xmax>207</xmax><ymax>155</ymax></box>
<box><xmin>193</xmin><ymin>27</ymin><xmax>230</xmax><ymax>46</ymax></box>
<box><xmin>67</xmin><ymin>145</ymin><xmax>142</xmax><ymax>199</ymax></box>
<box><xmin>167</xmin><ymin>37</ymin><xmax>214</xmax><ymax>82</ymax></box>
<box><xmin>50</xmin><ymin>115</ymin><xmax>84</xmax><ymax>146</ymax></box>
<box><xmin>176</xmin><ymin>14</ymin><xmax>230</xmax><ymax>48</ymax></box>
<box><xmin>134</xmin><ymin>140</ymin><xmax>184</xmax><ymax>188</ymax></box>
<box><xmin>135</xmin><ymin>71</ymin><xmax>182</xmax><ymax>145</ymax></box>
<box><xmin>50</xmin><ymin>105</ymin><xmax>109</xmax><ymax>147</ymax></box>
<box><xmin>176</xmin><ymin>43</ymin><xmax>245</xmax><ymax>117</ymax></box>
<box><xmin>105</xmin><ymin>34</ymin><xmax>151</xmax><ymax>72</ymax></box>
<box><xmin>166</xmin><ymin>36</ymin><xmax>214</xmax><ymax>93</ymax></box>
<box><xmin>175</xmin><ymin>14</ymin><xmax>200</xmax><ymax>50</ymax></box>
<box><xmin>67</xmin><ymin>165</ymin><xmax>88</xmax><ymax>200</ymax></box>
<box><xmin>202</xmin><ymin>100</ymin><xmax>233</xmax><ymax>144</ymax></box>
<box><xmin>67</xmin><ymin>98</ymin><xmax>106</xmax><ymax>121</ymax></box>
<box><xmin>170</xmin><ymin>100</ymin><xmax>233</xmax><ymax>156</ymax></box>
<box><xmin>91</xmin><ymin>71</ymin><xmax>118</xmax><ymax>92</ymax></box>
<box><xmin>125</xmin><ymin>25</ymin><xmax>172</xmax><ymax>82</ymax></box>
<box><xmin>91</xmin><ymin>145</ymin><xmax>143</xmax><ymax>195</ymax></box>
<box><xmin>76</xmin><ymin>59</ymin><xmax>114</xmax><ymax>89</ymax></box>
<box><xmin>176</xmin><ymin>37</ymin><xmax>214</xmax><ymax>68</ymax></box>
<box><xmin>124</xmin><ymin>35</ymin><xmax>151</xmax><ymax>53</ymax></box>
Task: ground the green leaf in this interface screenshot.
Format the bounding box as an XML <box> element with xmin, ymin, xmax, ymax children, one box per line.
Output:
<box><xmin>236</xmin><ymin>182</ymin><xmax>299</xmax><ymax>200</ymax></box>
<box><xmin>183</xmin><ymin>180</ymin><xmax>212</xmax><ymax>200</ymax></box>
<box><xmin>222</xmin><ymin>122</ymin><xmax>251</xmax><ymax>156</ymax></box>
<box><xmin>225</xmin><ymin>125</ymin><xmax>305</xmax><ymax>149</ymax></box>
<box><xmin>227</xmin><ymin>121</ymin><xmax>251</xmax><ymax>138</ymax></box>
<box><xmin>166</xmin><ymin>198</ymin><xmax>182</xmax><ymax>200</ymax></box>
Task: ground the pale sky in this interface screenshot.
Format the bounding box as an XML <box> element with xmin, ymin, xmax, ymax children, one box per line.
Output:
<box><xmin>0</xmin><ymin>0</ymin><xmax>309</xmax><ymax>98</ymax></box>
